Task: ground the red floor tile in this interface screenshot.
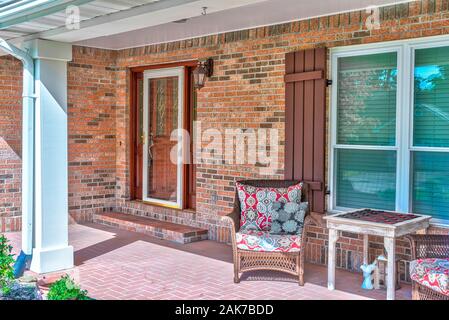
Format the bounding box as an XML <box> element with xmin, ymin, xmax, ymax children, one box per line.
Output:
<box><xmin>4</xmin><ymin>223</ymin><xmax>411</xmax><ymax>300</ymax></box>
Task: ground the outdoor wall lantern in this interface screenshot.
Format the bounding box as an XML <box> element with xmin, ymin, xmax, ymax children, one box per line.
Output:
<box><xmin>193</xmin><ymin>58</ymin><xmax>213</xmax><ymax>89</ymax></box>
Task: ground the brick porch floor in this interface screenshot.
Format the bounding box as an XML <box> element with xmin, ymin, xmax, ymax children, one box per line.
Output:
<box><xmin>5</xmin><ymin>223</ymin><xmax>411</xmax><ymax>300</ymax></box>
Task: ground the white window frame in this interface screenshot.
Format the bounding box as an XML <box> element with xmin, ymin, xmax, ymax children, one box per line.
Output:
<box><xmin>142</xmin><ymin>67</ymin><xmax>184</xmax><ymax>209</ymax></box>
<box><xmin>329</xmin><ymin>35</ymin><xmax>449</xmax><ymax>226</ymax></box>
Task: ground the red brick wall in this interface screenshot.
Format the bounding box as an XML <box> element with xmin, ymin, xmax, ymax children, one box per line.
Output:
<box><xmin>0</xmin><ymin>56</ymin><xmax>22</xmax><ymax>156</ymax></box>
<box><xmin>0</xmin><ymin>48</ymin><xmax>118</xmax><ymax>226</ymax></box>
<box><xmin>67</xmin><ymin>47</ymin><xmax>118</xmax><ymax>222</ymax></box>
<box><xmin>0</xmin><ymin>138</ymin><xmax>21</xmax><ymax>232</ymax></box>
<box><xmin>0</xmin><ymin>56</ymin><xmax>22</xmax><ymax>232</ymax></box>
<box><xmin>1</xmin><ymin>0</ymin><xmax>449</xmax><ymax>277</ymax></box>
<box><xmin>112</xmin><ymin>0</ymin><xmax>449</xmax><ymax>277</ymax></box>
<box><xmin>115</xmin><ymin>2</ymin><xmax>449</xmax><ymax>214</ymax></box>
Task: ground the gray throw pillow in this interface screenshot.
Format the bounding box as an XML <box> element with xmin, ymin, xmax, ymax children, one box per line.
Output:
<box><xmin>269</xmin><ymin>201</ymin><xmax>308</xmax><ymax>235</ymax></box>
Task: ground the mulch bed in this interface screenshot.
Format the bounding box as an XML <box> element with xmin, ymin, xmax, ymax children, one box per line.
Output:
<box><xmin>0</xmin><ymin>281</ymin><xmax>42</xmax><ymax>300</ymax></box>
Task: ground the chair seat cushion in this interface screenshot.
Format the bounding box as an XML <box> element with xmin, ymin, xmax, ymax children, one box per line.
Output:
<box><xmin>410</xmin><ymin>258</ymin><xmax>449</xmax><ymax>296</ymax></box>
<box><xmin>236</xmin><ymin>182</ymin><xmax>303</xmax><ymax>231</ymax></box>
<box><xmin>236</xmin><ymin>230</ymin><xmax>301</xmax><ymax>253</ymax></box>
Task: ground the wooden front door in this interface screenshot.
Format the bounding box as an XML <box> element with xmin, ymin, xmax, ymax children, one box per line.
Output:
<box><xmin>143</xmin><ymin>68</ymin><xmax>184</xmax><ymax>207</ymax></box>
<box><xmin>131</xmin><ymin>64</ymin><xmax>197</xmax><ymax>210</ymax></box>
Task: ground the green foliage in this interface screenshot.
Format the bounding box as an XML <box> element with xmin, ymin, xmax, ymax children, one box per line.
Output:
<box><xmin>0</xmin><ymin>234</ymin><xmax>15</xmax><ymax>295</ymax></box>
<box><xmin>47</xmin><ymin>275</ymin><xmax>91</xmax><ymax>300</ymax></box>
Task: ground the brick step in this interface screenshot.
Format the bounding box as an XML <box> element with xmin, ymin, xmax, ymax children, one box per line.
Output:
<box><xmin>93</xmin><ymin>212</ymin><xmax>208</xmax><ymax>244</ymax></box>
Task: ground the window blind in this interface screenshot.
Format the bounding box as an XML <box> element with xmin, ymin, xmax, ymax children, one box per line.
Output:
<box><xmin>414</xmin><ymin>46</ymin><xmax>449</xmax><ymax>147</ymax></box>
<box><xmin>412</xmin><ymin>151</ymin><xmax>449</xmax><ymax>221</ymax></box>
<box><xmin>412</xmin><ymin>45</ymin><xmax>449</xmax><ymax>221</ymax></box>
<box><xmin>336</xmin><ymin>149</ymin><xmax>396</xmax><ymax>210</ymax></box>
<box><xmin>337</xmin><ymin>53</ymin><xmax>397</xmax><ymax>146</ymax></box>
<box><xmin>335</xmin><ymin>52</ymin><xmax>398</xmax><ymax>211</ymax></box>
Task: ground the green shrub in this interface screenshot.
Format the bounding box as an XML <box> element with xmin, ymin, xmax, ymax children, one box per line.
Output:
<box><xmin>0</xmin><ymin>234</ymin><xmax>15</xmax><ymax>295</ymax></box>
<box><xmin>47</xmin><ymin>275</ymin><xmax>91</xmax><ymax>300</ymax></box>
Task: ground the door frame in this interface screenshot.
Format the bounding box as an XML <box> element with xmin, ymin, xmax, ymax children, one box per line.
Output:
<box><xmin>142</xmin><ymin>67</ymin><xmax>184</xmax><ymax>208</ymax></box>
<box><xmin>129</xmin><ymin>60</ymin><xmax>198</xmax><ymax>209</ymax></box>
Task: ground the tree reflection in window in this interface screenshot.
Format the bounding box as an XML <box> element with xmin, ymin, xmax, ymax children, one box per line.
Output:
<box><xmin>414</xmin><ymin>46</ymin><xmax>449</xmax><ymax>147</ymax></box>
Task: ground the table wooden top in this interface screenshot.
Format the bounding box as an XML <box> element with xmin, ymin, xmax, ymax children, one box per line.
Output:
<box><xmin>334</xmin><ymin>209</ymin><xmax>420</xmax><ymax>225</ymax></box>
<box><xmin>323</xmin><ymin>209</ymin><xmax>432</xmax><ymax>237</ymax></box>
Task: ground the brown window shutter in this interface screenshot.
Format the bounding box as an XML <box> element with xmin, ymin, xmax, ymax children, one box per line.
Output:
<box><xmin>285</xmin><ymin>48</ymin><xmax>326</xmax><ymax>213</ymax></box>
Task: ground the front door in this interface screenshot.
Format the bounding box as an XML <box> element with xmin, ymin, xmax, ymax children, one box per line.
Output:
<box><xmin>143</xmin><ymin>67</ymin><xmax>184</xmax><ymax>208</ymax></box>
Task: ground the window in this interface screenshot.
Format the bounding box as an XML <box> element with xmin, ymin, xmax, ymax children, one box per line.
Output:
<box><xmin>331</xmin><ymin>38</ymin><xmax>449</xmax><ymax>224</ymax></box>
<box><xmin>411</xmin><ymin>45</ymin><xmax>449</xmax><ymax>222</ymax></box>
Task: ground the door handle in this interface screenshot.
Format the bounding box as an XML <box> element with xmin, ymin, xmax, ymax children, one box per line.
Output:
<box><xmin>148</xmin><ymin>133</ymin><xmax>154</xmax><ymax>161</ymax></box>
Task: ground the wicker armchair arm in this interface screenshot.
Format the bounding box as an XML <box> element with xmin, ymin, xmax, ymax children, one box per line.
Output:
<box><xmin>406</xmin><ymin>234</ymin><xmax>449</xmax><ymax>260</ymax></box>
<box><xmin>303</xmin><ymin>213</ymin><xmax>314</xmax><ymax>227</ymax></box>
<box><xmin>221</xmin><ymin>202</ymin><xmax>241</xmax><ymax>233</ymax></box>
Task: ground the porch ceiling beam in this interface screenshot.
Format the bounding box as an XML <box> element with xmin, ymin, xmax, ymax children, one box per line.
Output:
<box><xmin>0</xmin><ymin>0</ymin><xmax>95</xmax><ymax>30</ymax></box>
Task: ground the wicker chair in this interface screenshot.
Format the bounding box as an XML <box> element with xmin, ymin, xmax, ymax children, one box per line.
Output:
<box><xmin>407</xmin><ymin>234</ymin><xmax>449</xmax><ymax>300</ymax></box>
<box><xmin>222</xmin><ymin>180</ymin><xmax>311</xmax><ymax>286</ymax></box>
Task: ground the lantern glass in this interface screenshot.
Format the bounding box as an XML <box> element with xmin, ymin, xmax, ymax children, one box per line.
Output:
<box><xmin>193</xmin><ymin>65</ymin><xmax>207</xmax><ymax>89</ymax></box>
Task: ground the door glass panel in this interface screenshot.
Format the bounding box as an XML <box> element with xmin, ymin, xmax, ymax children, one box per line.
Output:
<box><xmin>146</xmin><ymin>75</ymin><xmax>179</xmax><ymax>203</ymax></box>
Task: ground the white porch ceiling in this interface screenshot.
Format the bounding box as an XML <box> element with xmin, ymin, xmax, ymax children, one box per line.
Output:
<box><xmin>0</xmin><ymin>0</ymin><xmax>269</xmax><ymax>43</ymax></box>
<box><xmin>78</xmin><ymin>0</ymin><xmax>411</xmax><ymax>50</ymax></box>
<box><xmin>0</xmin><ymin>0</ymin><xmax>412</xmax><ymax>51</ymax></box>
<box><xmin>0</xmin><ymin>0</ymin><xmax>164</xmax><ymax>40</ymax></box>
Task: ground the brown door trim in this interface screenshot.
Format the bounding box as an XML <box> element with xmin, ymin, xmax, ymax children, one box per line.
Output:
<box><xmin>130</xmin><ymin>60</ymin><xmax>198</xmax><ymax>73</ymax></box>
<box><xmin>129</xmin><ymin>71</ymin><xmax>144</xmax><ymax>200</ymax></box>
<box><xmin>184</xmin><ymin>67</ymin><xmax>196</xmax><ymax>210</ymax></box>
<box><xmin>129</xmin><ymin>70</ymin><xmax>138</xmax><ymax>200</ymax></box>
<box><xmin>129</xmin><ymin>61</ymin><xmax>197</xmax><ymax>209</ymax></box>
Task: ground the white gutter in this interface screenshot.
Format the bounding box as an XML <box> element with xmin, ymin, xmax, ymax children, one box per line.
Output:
<box><xmin>0</xmin><ymin>38</ymin><xmax>35</xmax><ymax>273</ymax></box>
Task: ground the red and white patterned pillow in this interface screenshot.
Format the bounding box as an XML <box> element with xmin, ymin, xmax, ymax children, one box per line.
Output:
<box><xmin>236</xmin><ymin>182</ymin><xmax>304</xmax><ymax>231</ymax></box>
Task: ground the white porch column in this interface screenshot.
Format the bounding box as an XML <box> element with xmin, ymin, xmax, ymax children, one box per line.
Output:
<box><xmin>24</xmin><ymin>39</ymin><xmax>73</xmax><ymax>274</ymax></box>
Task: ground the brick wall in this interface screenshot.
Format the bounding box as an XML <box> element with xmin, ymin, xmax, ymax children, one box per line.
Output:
<box><xmin>67</xmin><ymin>47</ymin><xmax>118</xmax><ymax>222</ymax></box>
<box><xmin>1</xmin><ymin>0</ymin><xmax>449</xmax><ymax>277</ymax></box>
<box><xmin>0</xmin><ymin>56</ymin><xmax>22</xmax><ymax>156</ymax></box>
<box><xmin>0</xmin><ymin>48</ymin><xmax>118</xmax><ymax>225</ymax></box>
<box><xmin>0</xmin><ymin>138</ymin><xmax>21</xmax><ymax>232</ymax></box>
<box><xmin>111</xmin><ymin>0</ymin><xmax>449</xmax><ymax>279</ymax></box>
<box><xmin>0</xmin><ymin>55</ymin><xmax>22</xmax><ymax>232</ymax></box>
